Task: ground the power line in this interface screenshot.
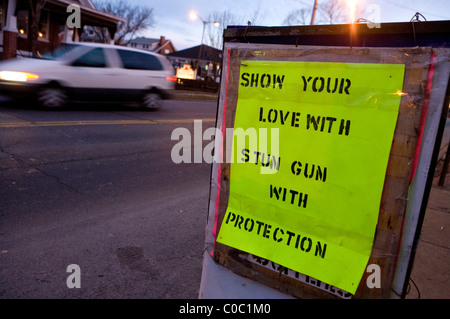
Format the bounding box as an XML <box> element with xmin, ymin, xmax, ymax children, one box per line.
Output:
<box><xmin>382</xmin><ymin>0</ymin><xmax>449</xmax><ymax>20</ymax></box>
<box><xmin>294</xmin><ymin>0</ymin><xmax>314</xmax><ymax>8</ymax></box>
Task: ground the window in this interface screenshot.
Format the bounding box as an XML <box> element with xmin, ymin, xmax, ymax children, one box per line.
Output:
<box><xmin>17</xmin><ymin>10</ymin><xmax>28</xmax><ymax>36</ymax></box>
<box><xmin>116</xmin><ymin>49</ymin><xmax>163</xmax><ymax>71</ymax></box>
<box><xmin>16</xmin><ymin>9</ymin><xmax>49</xmax><ymax>39</ymax></box>
<box><xmin>38</xmin><ymin>10</ymin><xmax>49</xmax><ymax>39</ymax></box>
<box><xmin>0</xmin><ymin>4</ymin><xmax>4</xmax><ymax>30</ymax></box>
<box><xmin>42</xmin><ymin>44</ymin><xmax>79</xmax><ymax>60</ymax></box>
<box><xmin>72</xmin><ymin>48</ymin><xmax>106</xmax><ymax>68</ymax></box>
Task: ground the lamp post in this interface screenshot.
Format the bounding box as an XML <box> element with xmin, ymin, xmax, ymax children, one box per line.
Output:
<box><xmin>189</xmin><ymin>10</ymin><xmax>219</xmax><ymax>46</ymax></box>
<box><xmin>189</xmin><ymin>10</ymin><xmax>219</xmax><ymax>79</ymax></box>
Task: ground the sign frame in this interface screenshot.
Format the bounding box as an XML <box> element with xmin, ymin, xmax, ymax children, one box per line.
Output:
<box><xmin>200</xmin><ymin>23</ymin><xmax>450</xmax><ymax>299</ymax></box>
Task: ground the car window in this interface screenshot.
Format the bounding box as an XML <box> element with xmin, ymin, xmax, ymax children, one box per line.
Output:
<box><xmin>72</xmin><ymin>48</ymin><xmax>107</xmax><ymax>68</ymax></box>
<box><xmin>116</xmin><ymin>49</ymin><xmax>163</xmax><ymax>71</ymax></box>
<box><xmin>41</xmin><ymin>44</ymin><xmax>80</xmax><ymax>60</ymax></box>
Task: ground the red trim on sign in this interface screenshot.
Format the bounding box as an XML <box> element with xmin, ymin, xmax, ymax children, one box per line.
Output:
<box><xmin>409</xmin><ymin>51</ymin><xmax>437</xmax><ymax>184</ymax></box>
<box><xmin>391</xmin><ymin>50</ymin><xmax>437</xmax><ymax>292</ymax></box>
<box><xmin>210</xmin><ymin>48</ymin><xmax>231</xmax><ymax>257</ymax></box>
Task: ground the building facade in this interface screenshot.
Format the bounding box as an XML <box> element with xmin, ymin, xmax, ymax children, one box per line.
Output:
<box><xmin>0</xmin><ymin>0</ymin><xmax>124</xmax><ymax>59</ymax></box>
<box><xmin>167</xmin><ymin>44</ymin><xmax>222</xmax><ymax>81</ymax></box>
<box><xmin>127</xmin><ymin>36</ymin><xmax>176</xmax><ymax>55</ymax></box>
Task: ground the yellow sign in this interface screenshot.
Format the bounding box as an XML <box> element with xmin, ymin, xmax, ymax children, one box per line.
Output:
<box><xmin>176</xmin><ymin>64</ymin><xmax>196</xmax><ymax>80</ymax></box>
<box><xmin>217</xmin><ymin>60</ymin><xmax>405</xmax><ymax>294</ymax></box>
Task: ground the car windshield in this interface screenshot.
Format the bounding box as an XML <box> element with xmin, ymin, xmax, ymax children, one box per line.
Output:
<box><xmin>40</xmin><ymin>44</ymin><xmax>80</xmax><ymax>60</ymax></box>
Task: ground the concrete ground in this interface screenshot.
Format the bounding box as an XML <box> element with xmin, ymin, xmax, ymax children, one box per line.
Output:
<box><xmin>406</xmin><ymin>122</ymin><xmax>449</xmax><ymax>299</ymax></box>
<box><xmin>406</xmin><ymin>185</ymin><xmax>449</xmax><ymax>299</ymax></box>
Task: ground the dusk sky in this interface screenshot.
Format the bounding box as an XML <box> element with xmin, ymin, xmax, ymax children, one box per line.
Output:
<box><xmin>126</xmin><ymin>0</ymin><xmax>450</xmax><ymax>50</ymax></box>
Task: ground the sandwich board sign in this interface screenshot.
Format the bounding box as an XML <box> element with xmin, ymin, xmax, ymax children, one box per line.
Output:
<box><xmin>201</xmin><ymin>23</ymin><xmax>450</xmax><ymax>299</ymax></box>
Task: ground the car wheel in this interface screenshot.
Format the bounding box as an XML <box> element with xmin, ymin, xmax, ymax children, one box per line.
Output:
<box><xmin>38</xmin><ymin>87</ymin><xmax>67</xmax><ymax>108</ymax></box>
<box><xmin>142</xmin><ymin>92</ymin><xmax>162</xmax><ymax>109</ymax></box>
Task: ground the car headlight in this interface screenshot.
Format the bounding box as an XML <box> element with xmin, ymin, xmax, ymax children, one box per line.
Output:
<box><xmin>0</xmin><ymin>71</ymin><xmax>39</xmax><ymax>82</ymax></box>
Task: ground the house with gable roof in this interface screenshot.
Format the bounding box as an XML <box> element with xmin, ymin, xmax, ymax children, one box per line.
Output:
<box><xmin>127</xmin><ymin>36</ymin><xmax>176</xmax><ymax>55</ymax></box>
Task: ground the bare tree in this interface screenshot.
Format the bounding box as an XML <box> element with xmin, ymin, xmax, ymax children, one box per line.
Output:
<box><xmin>205</xmin><ymin>11</ymin><xmax>242</xmax><ymax>49</ymax></box>
<box><xmin>26</xmin><ymin>0</ymin><xmax>48</xmax><ymax>57</ymax></box>
<box><xmin>93</xmin><ymin>0</ymin><xmax>155</xmax><ymax>45</ymax></box>
<box><xmin>318</xmin><ymin>0</ymin><xmax>365</xmax><ymax>24</ymax></box>
<box><xmin>283</xmin><ymin>8</ymin><xmax>311</xmax><ymax>26</ymax></box>
<box><xmin>205</xmin><ymin>8</ymin><xmax>263</xmax><ymax>49</ymax></box>
<box><xmin>318</xmin><ymin>0</ymin><xmax>347</xmax><ymax>24</ymax></box>
<box><xmin>284</xmin><ymin>0</ymin><xmax>364</xmax><ymax>26</ymax></box>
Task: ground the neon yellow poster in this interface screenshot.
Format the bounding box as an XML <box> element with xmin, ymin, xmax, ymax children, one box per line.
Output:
<box><xmin>217</xmin><ymin>60</ymin><xmax>405</xmax><ymax>294</ymax></box>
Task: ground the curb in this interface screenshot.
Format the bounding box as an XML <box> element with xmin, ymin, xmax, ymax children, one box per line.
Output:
<box><xmin>170</xmin><ymin>90</ymin><xmax>219</xmax><ymax>101</ymax></box>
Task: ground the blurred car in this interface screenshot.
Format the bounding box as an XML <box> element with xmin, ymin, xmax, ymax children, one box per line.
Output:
<box><xmin>0</xmin><ymin>42</ymin><xmax>176</xmax><ymax>108</ymax></box>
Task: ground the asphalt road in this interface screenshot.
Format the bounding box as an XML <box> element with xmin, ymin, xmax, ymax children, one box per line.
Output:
<box><xmin>0</xmin><ymin>97</ymin><xmax>217</xmax><ymax>298</ymax></box>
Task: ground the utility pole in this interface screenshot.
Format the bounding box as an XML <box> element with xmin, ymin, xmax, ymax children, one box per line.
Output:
<box><xmin>310</xmin><ymin>0</ymin><xmax>319</xmax><ymax>25</ymax></box>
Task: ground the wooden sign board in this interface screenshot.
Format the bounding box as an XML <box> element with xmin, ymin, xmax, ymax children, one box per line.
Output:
<box><xmin>204</xmin><ymin>42</ymin><xmax>449</xmax><ymax>299</ymax></box>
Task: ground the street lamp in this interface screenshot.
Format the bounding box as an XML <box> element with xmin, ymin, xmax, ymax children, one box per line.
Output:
<box><xmin>189</xmin><ymin>10</ymin><xmax>219</xmax><ymax>46</ymax></box>
<box><xmin>189</xmin><ymin>10</ymin><xmax>219</xmax><ymax>79</ymax></box>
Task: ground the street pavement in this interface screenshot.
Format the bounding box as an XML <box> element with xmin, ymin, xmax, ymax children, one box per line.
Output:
<box><xmin>406</xmin><ymin>184</ymin><xmax>449</xmax><ymax>299</ymax></box>
<box><xmin>0</xmin><ymin>96</ymin><xmax>217</xmax><ymax>298</ymax></box>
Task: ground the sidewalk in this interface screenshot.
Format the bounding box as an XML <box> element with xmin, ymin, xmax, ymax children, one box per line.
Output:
<box><xmin>406</xmin><ymin>118</ymin><xmax>450</xmax><ymax>298</ymax></box>
<box><xmin>170</xmin><ymin>90</ymin><xmax>218</xmax><ymax>101</ymax></box>
<box><xmin>406</xmin><ymin>182</ymin><xmax>450</xmax><ymax>299</ymax></box>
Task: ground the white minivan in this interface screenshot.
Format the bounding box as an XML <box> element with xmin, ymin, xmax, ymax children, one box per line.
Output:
<box><xmin>0</xmin><ymin>42</ymin><xmax>176</xmax><ymax>108</ymax></box>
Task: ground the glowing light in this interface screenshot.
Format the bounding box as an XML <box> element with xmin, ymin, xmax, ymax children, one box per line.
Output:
<box><xmin>347</xmin><ymin>0</ymin><xmax>357</xmax><ymax>23</ymax></box>
<box><xmin>165</xmin><ymin>75</ymin><xmax>177</xmax><ymax>82</ymax></box>
<box><xmin>0</xmin><ymin>71</ymin><xmax>39</xmax><ymax>82</ymax></box>
<box><xmin>189</xmin><ymin>10</ymin><xmax>198</xmax><ymax>21</ymax></box>
<box><xmin>176</xmin><ymin>64</ymin><xmax>195</xmax><ymax>80</ymax></box>
<box><xmin>394</xmin><ymin>89</ymin><xmax>407</xmax><ymax>97</ymax></box>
